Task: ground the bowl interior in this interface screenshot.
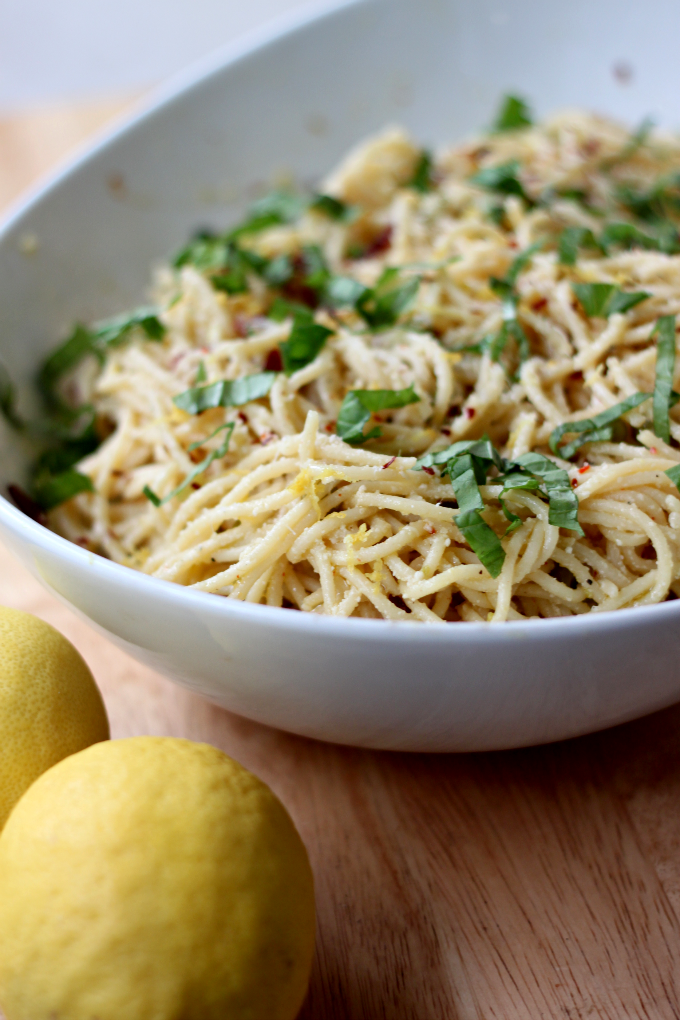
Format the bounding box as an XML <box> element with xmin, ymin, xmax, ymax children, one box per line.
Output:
<box><xmin>1</xmin><ymin>0</ymin><xmax>678</xmax><ymax>489</ymax></box>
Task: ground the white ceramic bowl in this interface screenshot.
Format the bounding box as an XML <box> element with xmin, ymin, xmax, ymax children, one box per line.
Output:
<box><xmin>2</xmin><ymin>0</ymin><xmax>680</xmax><ymax>751</ymax></box>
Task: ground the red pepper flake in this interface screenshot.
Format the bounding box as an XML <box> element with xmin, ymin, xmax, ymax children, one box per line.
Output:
<box><xmin>533</xmin><ymin>297</ymin><xmax>548</xmax><ymax>311</ymax></box>
<box><xmin>422</xmin><ymin>466</ymin><xmax>435</xmax><ymax>476</ymax></box>
<box><xmin>7</xmin><ymin>484</ymin><xmax>53</xmax><ymax>527</ymax></box>
<box><xmin>465</xmin><ymin>407</ymin><xmax>476</xmax><ymax>419</ymax></box>
<box><xmin>191</xmin><ymin>482</ymin><xmax>201</xmax><ymax>490</ymax></box>
<box><xmin>571</xmin><ymin>477</ymin><xmax>579</xmax><ymax>487</ymax></box>
<box><xmin>75</xmin><ymin>536</ymin><xmax>89</xmax><ymax>547</ymax></box>
<box><xmin>361</xmin><ymin>225</ymin><xmax>393</xmax><ymax>259</ymax></box>
<box><xmin>650</xmin><ymin>447</ymin><xmax>657</xmax><ymax>454</ymax></box>
<box><xmin>508</xmin><ymin>239</ymin><xmax>519</xmax><ymax>249</ymax></box>
<box><xmin>259</xmin><ymin>431</ymin><xmax>276</xmax><ymax>445</ymax></box>
<box><xmin>382</xmin><ymin>456</ymin><xmax>397</xmax><ymax>470</ymax></box>
<box><xmin>441</xmin><ymin>427</ymin><xmax>451</xmax><ymax>436</ymax></box>
<box><xmin>237</xmin><ymin>411</ymin><xmax>248</xmax><ymax>424</ymax></box>
<box><xmin>578</xmin><ymin>462</ymin><xmax>590</xmax><ymax>474</ymax></box>
<box><xmin>325</xmin><ymin>421</ymin><xmax>336</xmax><ymax>432</ymax></box>
<box><xmin>265</xmin><ymin>348</ymin><xmax>283</xmax><ymax>372</ymax></box>
<box><xmin>423</xmin><ymin>522</ymin><xmax>436</xmax><ymax>535</ymax></box>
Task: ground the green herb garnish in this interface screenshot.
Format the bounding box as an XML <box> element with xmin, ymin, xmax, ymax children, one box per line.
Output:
<box><xmin>355</xmin><ymin>268</ymin><xmax>420</xmax><ymax>329</ymax></box>
<box><xmin>602</xmin><ymin>116</ymin><xmax>654</xmax><ymax>170</ymax></box>
<box><xmin>485</xmin><ymin>243</ymin><xmax>542</xmax><ymax>371</ymax></box>
<box><xmin>558</xmin><ymin>227</ymin><xmax>602</xmax><ymax>266</ymax></box>
<box><xmin>599</xmin><ymin>222</ymin><xmax>659</xmax><ymax>253</ymax></box>
<box><xmin>408</xmin><ymin>151</ymin><xmax>435</xmax><ymax>193</ymax></box>
<box><xmin>323</xmin><ymin>275</ymin><xmax>368</xmax><ymax>309</ymax></box>
<box><xmin>31</xmin><ymin>468</ymin><xmax>94</xmax><ymax>511</ymax></box>
<box><xmin>173</xmin><ymin>372</ymin><xmax>277</xmax><ymax>415</ymax></box>
<box><xmin>666</xmin><ymin>463</ymin><xmax>680</xmax><ymax>491</ymax></box>
<box><xmin>0</xmin><ymin>360</ymin><xmax>23</xmax><ymax>430</ymax></box>
<box><xmin>492</xmin><ymin>94</ymin><xmax>533</xmax><ymax>133</ymax></box>
<box><xmin>414</xmin><ymin>438</ymin><xmax>584</xmax><ymax>574</ymax></box>
<box><xmin>508</xmin><ymin>452</ymin><xmax>583</xmax><ymax>533</ymax></box>
<box><xmin>268</xmin><ymin>297</ymin><xmax>313</xmax><ymax>322</ymax></box>
<box><xmin>336</xmin><ymin>385</ymin><xmax>420</xmax><ymax>445</ymax></box>
<box><xmin>144</xmin><ymin>422</ymin><xmax>235</xmax><ymax>507</ymax></box>
<box><xmin>310</xmin><ymin>194</ymin><xmax>357</xmax><ymax>222</ymax></box>
<box><xmin>470</xmin><ymin>160</ymin><xmax>533</xmax><ymax>205</ymax></box>
<box><xmin>572</xmin><ymin>282</ymin><xmax>650</xmax><ymax>318</ymax></box>
<box><xmin>227</xmin><ymin>190</ymin><xmax>307</xmax><ymax>239</ymax></box>
<box><xmin>652</xmin><ymin>315</ymin><xmax>678</xmax><ymax>443</ymax></box>
<box><xmin>549</xmin><ymin>392</ymin><xmax>650</xmax><ymax>459</ymax></box>
<box><xmin>279</xmin><ymin>314</ymin><xmax>333</xmax><ymax>374</ymax></box>
<box><xmin>38</xmin><ymin>310</ymin><xmax>165</xmax><ymax>409</ymax></box>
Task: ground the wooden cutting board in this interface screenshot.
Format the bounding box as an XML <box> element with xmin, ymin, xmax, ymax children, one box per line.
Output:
<box><xmin>2</xmin><ymin>102</ymin><xmax>680</xmax><ymax>1019</ymax></box>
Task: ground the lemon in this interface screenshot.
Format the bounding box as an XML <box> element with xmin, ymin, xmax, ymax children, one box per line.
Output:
<box><xmin>0</xmin><ymin>605</ymin><xmax>109</xmax><ymax>831</ymax></box>
<box><xmin>0</xmin><ymin>736</ymin><xmax>316</xmax><ymax>1020</ymax></box>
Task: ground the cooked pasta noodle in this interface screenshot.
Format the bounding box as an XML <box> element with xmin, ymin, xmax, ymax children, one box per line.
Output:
<box><xmin>48</xmin><ymin>103</ymin><xmax>680</xmax><ymax>621</ymax></box>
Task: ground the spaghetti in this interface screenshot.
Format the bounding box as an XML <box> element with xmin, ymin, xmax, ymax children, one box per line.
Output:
<box><xmin>47</xmin><ymin>99</ymin><xmax>680</xmax><ymax>622</ymax></box>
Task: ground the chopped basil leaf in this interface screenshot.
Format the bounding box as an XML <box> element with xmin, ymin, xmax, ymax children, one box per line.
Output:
<box><xmin>32</xmin><ymin>468</ymin><xmax>94</xmax><ymax>511</ymax></box>
<box><xmin>608</xmin><ymin>289</ymin><xmax>651</xmax><ymax>315</ymax></box>
<box><xmin>558</xmin><ymin>227</ymin><xmax>602</xmax><ymax>266</ymax></box>
<box><xmin>195</xmin><ymin>361</ymin><xmax>207</xmax><ymax>384</ymax></box>
<box><xmin>470</xmin><ymin>160</ymin><xmax>532</xmax><ymax>204</ymax></box>
<box><xmin>37</xmin><ymin>325</ymin><xmax>95</xmax><ymax>406</ymax></box>
<box><xmin>603</xmin><ymin>116</ymin><xmax>654</xmax><ymax>170</ymax></box>
<box><xmin>279</xmin><ymin>314</ymin><xmax>333</xmax><ymax>374</ymax></box>
<box><xmin>485</xmin><ymin>243</ymin><xmax>541</xmax><ymax>371</ymax></box>
<box><xmin>0</xmin><ymin>360</ymin><xmax>23</xmax><ymax>430</ymax></box>
<box><xmin>300</xmin><ymin>245</ymin><xmax>330</xmax><ymax>292</ymax></box>
<box><xmin>211</xmin><ymin>270</ymin><xmax>248</xmax><ymax>295</ymax></box>
<box><xmin>92</xmin><ymin>307</ymin><xmax>165</xmax><ymax>347</ymax></box>
<box><xmin>456</xmin><ymin>508</ymin><xmax>506</xmax><ymax>578</ymax></box>
<box><xmin>616</xmin><ymin>173</ymin><xmax>680</xmax><ymax>224</ymax></box>
<box><xmin>500</xmin><ymin>498</ymin><xmax>523</xmax><ymax>534</ymax></box>
<box><xmin>599</xmin><ymin>222</ymin><xmax>659</xmax><ymax>253</ymax></box>
<box><xmin>652</xmin><ymin>315</ymin><xmax>677</xmax><ymax>443</ymax></box>
<box><xmin>310</xmin><ymin>194</ymin><xmax>357</xmax><ymax>222</ymax></box>
<box><xmin>666</xmin><ymin>463</ymin><xmax>680</xmax><ymax>491</ymax></box>
<box><xmin>511</xmin><ymin>452</ymin><xmax>583</xmax><ymax>534</ymax></box>
<box><xmin>416</xmin><ymin>436</ymin><xmax>583</xmax><ymax>565</ymax></box>
<box><xmin>263</xmin><ymin>254</ymin><xmax>294</xmax><ymax>288</ymax></box>
<box><xmin>572</xmin><ymin>282</ymin><xmax>650</xmax><ymax>318</ymax></box>
<box><xmin>493</xmin><ymin>94</ymin><xmax>533</xmax><ymax>133</ymax></box>
<box><xmin>336</xmin><ymin>385</ymin><xmax>420</xmax><ymax>444</ymax></box>
<box><xmin>409</xmin><ymin>151</ymin><xmax>435</xmax><ymax>193</ymax></box>
<box><xmin>415</xmin><ymin>438</ymin><xmax>504</xmax><ymax>472</ymax></box>
<box><xmin>209</xmin><ymin>243</ymin><xmax>271</xmax><ymax>294</ymax></box>
<box><xmin>173</xmin><ymin>372</ymin><xmax>277</xmax><ymax>414</ymax></box>
<box><xmin>496</xmin><ymin>471</ymin><xmax>540</xmax><ymax>492</ymax></box>
<box><xmin>323</xmin><ymin>275</ymin><xmax>368</xmax><ymax>308</ymax></box>
<box><xmin>173</xmin><ymin>232</ymin><xmax>227</xmax><ymax>270</ymax></box>
<box><xmin>228</xmin><ymin>190</ymin><xmax>307</xmax><ymax>239</ymax></box>
<box><xmin>355</xmin><ymin>268</ymin><xmax>420</xmax><ymax>329</ymax></box>
<box><xmin>144</xmin><ymin>422</ymin><xmax>234</xmax><ymax>507</ymax></box>
<box><xmin>269</xmin><ymin>297</ymin><xmax>313</xmax><ymax>322</ymax></box>
<box><xmin>447</xmin><ymin>454</ymin><xmax>485</xmax><ymax>512</ymax></box>
<box><xmin>549</xmin><ymin>392</ymin><xmax>650</xmax><ymax>458</ymax></box>
<box><xmin>38</xmin><ymin>310</ymin><xmax>165</xmax><ymax>409</ymax></box>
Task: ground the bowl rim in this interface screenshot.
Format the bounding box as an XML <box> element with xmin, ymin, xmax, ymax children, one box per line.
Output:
<box><xmin>1</xmin><ymin>0</ymin><xmax>679</xmax><ymax>644</ymax></box>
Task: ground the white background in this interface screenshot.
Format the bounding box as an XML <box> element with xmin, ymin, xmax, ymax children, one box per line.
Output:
<box><xmin>0</xmin><ymin>0</ymin><xmax>313</xmax><ymax>110</ymax></box>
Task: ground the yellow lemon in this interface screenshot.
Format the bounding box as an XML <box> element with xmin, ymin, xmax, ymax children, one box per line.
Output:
<box><xmin>0</xmin><ymin>736</ymin><xmax>316</xmax><ymax>1020</ymax></box>
<box><xmin>0</xmin><ymin>605</ymin><xmax>109</xmax><ymax>831</ymax></box>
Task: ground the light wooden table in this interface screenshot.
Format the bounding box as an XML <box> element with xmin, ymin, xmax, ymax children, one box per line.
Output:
<box><xmin>2</xmin><ymin>101</ymin><xmax>680</xmax><ymax>1020</ymax></box>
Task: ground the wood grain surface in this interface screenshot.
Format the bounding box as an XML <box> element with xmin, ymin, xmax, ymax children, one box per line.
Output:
<box><xmin>2</xmin><ymin>102</ymin><xmax>680</xmax><ymax>1020</ymax></box>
